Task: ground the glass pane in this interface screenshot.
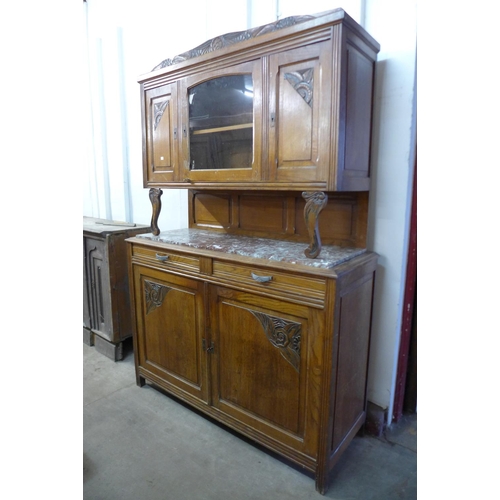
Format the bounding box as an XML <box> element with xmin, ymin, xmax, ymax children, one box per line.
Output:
<box><xmin>189</xmin><ymin>74</ymin><xmax>253</xmax><ymax>170</ymax></box>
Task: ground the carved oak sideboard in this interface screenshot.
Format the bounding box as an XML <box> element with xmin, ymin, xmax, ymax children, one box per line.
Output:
<box><xmin>127</xmin><ymin>9</ymin><xmax>380</xmax><ymax>494</ymax></box>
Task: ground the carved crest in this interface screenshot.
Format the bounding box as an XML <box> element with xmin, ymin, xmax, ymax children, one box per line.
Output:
<box><xmin>152</xmin><ymin>15</ymin><xmax>314</xmax><ymax>71</ymax></box>
<box><xmin>144</xmin><ymin>280</ymin><xmax>171</xmax><ymax>314</ymax></box>
<box><xmin>250</xmin><ymin>311</ymin><xmax>302</xmax><ymax>372</ymax></box>
<box><xmin>284</xmin><ymin>68</ymin><xmax>314</xmax><ymax>108</ymax></box>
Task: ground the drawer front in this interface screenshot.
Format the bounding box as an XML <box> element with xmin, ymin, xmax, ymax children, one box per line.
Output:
<box><xmin>131</xmin><ymin>244</ymin><xmax>200</xmax><ymax>274</ymax></box>
<box><xmin>212</xmin><ymin>260</ymin><xmax>326</xmax><ymax>305</ymax></box>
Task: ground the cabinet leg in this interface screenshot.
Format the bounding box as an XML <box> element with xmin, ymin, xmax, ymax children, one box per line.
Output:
<box><xmin>83</xmin><ymin>327</ymin><xmax>94</xmax><ymax>346</ymax></box>
<box><xmin>93</xmin><ymin>335</ymin><xmax>124</xmax><ymax>361</ymax></box>
<box><xmin>315</xmin><ymin>471</ymin><xmax>330</xmax><ymax>495</ymax></box>
<box><xmin>137</xmin><ymin>375</ymin><xmax>146</xmax><ymax>387</ymax></box>
<box><xmin>149</xmin><ymin>188</ymin><xmax>163</xmax><ymax>236</ymax></box>
<box><xmin>302</xmin><ymin>191</ymin><xmax>328</xmax><ymax>259</ymax></box>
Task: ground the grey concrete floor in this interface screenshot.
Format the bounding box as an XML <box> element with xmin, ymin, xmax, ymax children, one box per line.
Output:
<box><xmin>83</xmin><ymin>340</ymin><xmax>416</xmax><ymax>500</ymax></box>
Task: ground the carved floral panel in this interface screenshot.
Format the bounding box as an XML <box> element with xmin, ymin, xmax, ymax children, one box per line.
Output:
<box><xmin>250</xmin><ymin>310</ymin><xmax>302</xmax><ymax>372</ymax></box>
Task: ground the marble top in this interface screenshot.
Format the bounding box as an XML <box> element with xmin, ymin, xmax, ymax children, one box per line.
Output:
<box><xmin>136</xmin><ymin>229</ymin><xmax>366</xmax><ymax>269</ymax></box>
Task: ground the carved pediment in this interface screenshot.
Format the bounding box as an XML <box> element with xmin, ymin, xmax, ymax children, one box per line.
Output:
<box><xmin>152</xmin><ymin>15</ymin><xmax>314</xmax><ymax>71</ymax></box>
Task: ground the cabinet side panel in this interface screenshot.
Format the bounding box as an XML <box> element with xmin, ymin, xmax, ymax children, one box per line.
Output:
<box><xmin>108</xmin><ymin>234</ymin><xmax>138</xmax><ymax>342</ymax></box>
<box><xmin>331</xmin><ymin>273</ymin><xmax>374</xmax><ymax>453</ymax></box>
<box><xmin>342</xmin><ymin>45</ymin><xmax>374</xmax><ymax>190</ymax></box>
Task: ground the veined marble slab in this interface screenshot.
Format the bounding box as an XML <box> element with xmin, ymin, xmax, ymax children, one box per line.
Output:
<box><xmin>136</xmin><ymin>229</ymin><xmax>366</xmax><ymax>269</ymax></box>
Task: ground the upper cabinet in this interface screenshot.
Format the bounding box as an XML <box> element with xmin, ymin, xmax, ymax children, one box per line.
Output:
<box><xmin>139</xmin><ymin>9</ymin><xmax>380</xmax><ymax>192</ymax></box>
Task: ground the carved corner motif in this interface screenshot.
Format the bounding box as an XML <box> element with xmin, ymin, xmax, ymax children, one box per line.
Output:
<box><xmin>154</xmin><ymin>100</ymin><xmax>169</xmax><ymax>130</ymax></box>
<box><xmin>284</xmin><ymin>68</ymin><xmax>314</xmax><ymax>107</ymax></box>
<box><xmin>144</xmin><ymin>280</ymin><xmax>171</xmax><ymax>314</ymax></box>
<box><xmin>152</xmin><ymin>15</ymin><xmax>315</xmax><ymax>71</ymax></box>
<box><xmin>302</xmin><ymin>191</ymin><xmax>328</xmax><ymax>259</ymax></box>
<box><xmin>250</xmin><ymin>311</ymin><xmax>301</xmax><ymax>372</ymax></box>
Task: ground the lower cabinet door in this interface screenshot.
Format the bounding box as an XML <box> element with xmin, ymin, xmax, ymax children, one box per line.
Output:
<box><xmin>132</xmin><ymin>265</ymin><xmax>208</xmax><ymax>403</ymax></box>
<box><xmin>208</xmin><ymin>284</ymin><xmax>322</xmax><ymax>458</ymax></box>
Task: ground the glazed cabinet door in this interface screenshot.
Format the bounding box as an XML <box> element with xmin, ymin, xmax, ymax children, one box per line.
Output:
<box><xmin>143</xmin><ymin>81</ymin><xmax>179</xmax><ymax>185</ymax></box>
<box><xmin>179</xmin><ymin>60</ymin><xmax>262</xmax><ymax>184</ymax></box>
<box><xmin>268</xmin><ymin>41</ymin><xmax>332</xmax><ymax>185</ymax></box>
<box><xmin>132</xmin><ymin>264</ymin><xmax>208</xmax><ymax>403</ymax></box>
<box><xmin>208</xmin><ymin>284</ymin><xmax>324</xmax><ymax>459</ymax></box>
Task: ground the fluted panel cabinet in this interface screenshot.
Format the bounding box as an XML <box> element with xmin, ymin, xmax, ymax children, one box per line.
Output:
<box><xmin>83</xmin><ymin>217</ymin><xmax>150</xmax><ymax>360</ymax></box>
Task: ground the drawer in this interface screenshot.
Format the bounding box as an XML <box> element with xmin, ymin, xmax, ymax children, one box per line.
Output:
<box><xmin>131</xmin><ymin>244</ymin><xmax>200</xmax><ymax>273</ymax></box>
<box><xmin>212</xmin><ymin>260</ymin><xmax>326</xmax><ymax>304</ymax></box>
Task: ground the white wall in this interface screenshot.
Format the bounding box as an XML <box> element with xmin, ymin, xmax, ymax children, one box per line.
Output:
<box><xmin>83</xmin><ymin>0</ymin><xmax>416</xmax><ymax>423</ymax></box>
<box><xmin>364</xmin><ymin>0</ymin><xmax>417</xmax><ymax>420</ymax></box>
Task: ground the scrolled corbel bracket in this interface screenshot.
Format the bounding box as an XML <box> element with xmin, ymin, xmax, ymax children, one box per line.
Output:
<box><xmin>302</xmin><ymin>191</ymin><xmax>328</xmax><ymax>259</ymax></box>
<box><xmin>149</xmin><ymin>188</ymin><xmax>163</xmax><ymax>236</ymax></box>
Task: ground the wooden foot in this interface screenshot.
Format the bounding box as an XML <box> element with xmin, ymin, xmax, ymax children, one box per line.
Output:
<box><xmin>83</xmin><ymin>327</ymin><xmax>94</xmax><ymax>346</ymax></box>
<box><xmin>315</xmin><ymin>475</ymin><xmax>329</xmax><ymax>495</ymax></box>
<box><xmin>149</xmin><ymin>188</ymin><xmax>163</xmax><ymax>236</ymax></box>
<box><xmin>302</xmin><ymin>191</ymin><xmax>328</xmax><ymax>259</ymax></box>
<box><xmin>93</xmin><ymin>335</ymin><xmax>124</xmax><ymax>361</ymax></box>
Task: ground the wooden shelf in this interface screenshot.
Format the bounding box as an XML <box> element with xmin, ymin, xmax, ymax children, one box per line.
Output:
<box><xmin>192</xmin><ymin>123</ymin><xmax>253</xmax><ymax>135</ymax></box>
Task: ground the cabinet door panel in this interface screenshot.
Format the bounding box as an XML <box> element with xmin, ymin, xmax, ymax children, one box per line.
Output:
<box><xmin>83</xmin><ymin>239</ymin><xmax>91</xmax><ymax>330</ymax></box>
<box><xmin>144</xmin><ymin>82</ymin><xmax>178</xmax><ymax>184</ymax></box>
<box><xmin>133</xmin><ymin>265</ymin><xmax>207</xmax><ymax>402</ymax></box>
<box><xmin>269</xmin><ymin>41</ymin><xmax>332</xmax><ymax>183</ymax></box>
<box><xmin>179</xmin><ymin>60</ymin><xmax>262</xmax><ymax>184</ymax></box>
<box><xmin>219</xmin><ymin>301</ymin><xmax>303</xmax><ymax>432</ymax></box>
<box><xmin>85</xmin><ymin>237</ymin><xmax>112</xmax><ymax>339</ymax></box>
<box><xmin>209</xmin><ymin>286</ymin><xmax>318</xmax><ymax>454</ymax></box>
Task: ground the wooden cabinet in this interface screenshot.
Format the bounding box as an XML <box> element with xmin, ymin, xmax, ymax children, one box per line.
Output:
<box><xmin>83</xmin><ymin>217</ymin><xmax>150</xmax><ymax>360</ymax></box>
<box><xmin>130</xmin><ymin>8</ymin><xmax>380</xmax><ymax>494</ymax></box>
<box><xmin>139</xmin><ymin>9</ymin><xmax>379</xmax><ymax>193</ymax></box>
<box><xmin>127</xmin><ymin>232</ymin><xmax>377</xmax><ymax>493</ymax></box>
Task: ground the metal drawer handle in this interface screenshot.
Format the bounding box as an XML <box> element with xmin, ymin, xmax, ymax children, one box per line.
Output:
<box><xmin>155</xmin><ymin>253</ymin><xmax>170</xmax><ymax>262</ymax></box>
<box><xmin>251</xmin><ymin>272</ymin><xmax>273</xmax><ymax>283</ymax></box>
